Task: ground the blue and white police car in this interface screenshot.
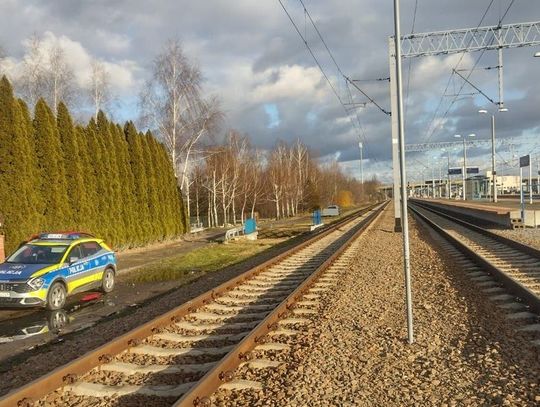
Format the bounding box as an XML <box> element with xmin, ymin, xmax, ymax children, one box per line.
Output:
<box><xmin>0</xmin><ymin>232</ymin><xmax>116</xmax><ymax>310</ymax></box>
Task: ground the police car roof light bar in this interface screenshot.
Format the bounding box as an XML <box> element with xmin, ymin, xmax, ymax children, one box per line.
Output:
<box><xmin>37</xmin><ymin>231</ymin><xmax>95</xmax><ymax>240</ymax></box>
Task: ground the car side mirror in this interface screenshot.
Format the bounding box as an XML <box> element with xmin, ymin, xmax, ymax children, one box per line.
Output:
<box><xmin>69</xmin><ymin>256</ymin><xmax>79</xmax><ymax>264</ymax></box>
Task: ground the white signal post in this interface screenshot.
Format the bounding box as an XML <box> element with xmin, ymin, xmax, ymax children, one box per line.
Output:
<box><xmin>479</xmin><ymin>106</ymin><xmax>508</xmax><ymax>203</ymax></box>
<box><xmin>443</xmin><ymin>149</ymin><xmax>451</xmax><ymax>199</ymax></box>
<box><xmin>520</xmin><ymin>166</ymin><xmax>525</xmax><ymax>223</ymax></box>
<box><xmin>530</xmin><ymin>160</ymin><xmax>533</xmax><ymax>205</ymax></box>
<box><xmin>454</xmin><ymin>134</ymin><xmax>475</xmax><ymax>200</ymax></box>
<box><xmin>519</xmin><ymin>155</ymin><xmax>531</xmax><ymax>224</ymax></box>
<box><xmin>537</xmin><ymin>158</ymin><xmax>540</xmax><ymax>195</ymax></box>
<box><xmin>358</xmin><ymin>141</ymin><xmax>364</xmax><ymax>186</ymax></box>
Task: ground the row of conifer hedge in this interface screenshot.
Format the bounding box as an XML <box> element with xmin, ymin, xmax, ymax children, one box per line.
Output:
<box><xmin>0</xmin><ymin>76</ymin><xmax>187</xmax><ymax>254</ymax></box>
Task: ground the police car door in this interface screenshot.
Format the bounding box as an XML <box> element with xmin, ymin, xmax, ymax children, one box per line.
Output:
<box><xmin>65</xmin><ymin>244</ymin><xmax>86</xmax><ymax>291</ymax></box>
<box><xmin>80</xmin><ymin>242</ymin><xmax>104</xmax><ymax>282</ymax></box>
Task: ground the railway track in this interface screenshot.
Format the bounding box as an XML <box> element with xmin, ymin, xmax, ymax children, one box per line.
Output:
<box><xmin>0</xmin><ymin>202</ymin><xmax>387</xmax><ymax>407</ymax></box>
<box><xmin>410</xmin><ymin>201</ymin><xmax>540</xmax><ymax>334</ymax></box>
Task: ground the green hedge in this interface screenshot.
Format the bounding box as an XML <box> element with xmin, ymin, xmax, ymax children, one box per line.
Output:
<box><xmin>0</xmin><ymin>76</ymin><xmax>186</xmax><ymax>253</ymax></box>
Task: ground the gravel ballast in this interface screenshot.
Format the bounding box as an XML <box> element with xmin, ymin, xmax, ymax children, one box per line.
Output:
<box><xmin>491</xmin><ymin>228</ymin><xmax>540</xmax><ymax>251</ymax></box>
<box><xmin>230</xmin><ymin>205</ymin><xmax>540</xmax><ymax>406</ymax></box>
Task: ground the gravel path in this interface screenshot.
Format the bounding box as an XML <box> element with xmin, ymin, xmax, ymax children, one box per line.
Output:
<box><xmin>233</xmin><ymin>205</ymin><xmax>540</xmax><ymax>406</ymax></box>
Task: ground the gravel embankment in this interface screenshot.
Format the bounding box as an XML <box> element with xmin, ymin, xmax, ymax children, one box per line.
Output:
<box><xmin>231</xmin><ymin>206</ymin><xmax>540</xmax><ymax>406</ymax></box>
<box><xmin>490</xmin><ymin>228</ymin><xmax>540</xmax><ymax>251</ymax></box>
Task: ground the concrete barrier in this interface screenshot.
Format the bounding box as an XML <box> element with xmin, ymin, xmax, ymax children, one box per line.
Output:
<box><xmin>510</xmin><ymin>210</ymin><xmax>540</xmax><ymax>228</ymax></box>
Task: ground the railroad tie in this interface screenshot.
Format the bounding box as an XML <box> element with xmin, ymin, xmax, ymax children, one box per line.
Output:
<box><xmin>99</xmin><ymin>361</ymin><xmax>217</xmax><ymax>374</ymax></box>
<box><xmin>296</xmin><ymin>300</ymin><xmax>320</xmax><ymax>307</ymax></box>
<box><xmin>267</xmin><ymin>328</ymin><xmax>300</xmax><ymax>336</ymax></box>
<box><xmin>292</xmin><ymin>308</ymin><xmax>318</xmax><ymax>316</ymax></box>
<box><xmin>155</xmin><ymin>332</ymin><xmax>247</xmax><ymax>343</ymax></box>
<box><xmin>187</xmin><ymin>311</ymin><xmax>269</xmax><ymax>321</ymax></box>
<box><xmin>203</xmin><ymin>303</ymin><xmax>273</xmax><ymax>313</ymax></box>
<box><xmin>254</xmin><ymin>342</ymin><xmax>290</xmax><ymax>351</ymax></box>
<box><xmin>240</xmin><ymin>359</ymin><xmax>282</xmax><ymax>369</ymax></box>
<box><xmin>129</xmin><ymin>344</ymin><xmax>235</xmax><ymax>357</ymax></box>
<box><xmin>67</xmin><ymin>381</ymin><xmax>196</xmax><ymax>398</ymax></box>
<box><xmin>217</xmin><ymin>295</ymin><xmax>279</xmax><ymax>305</ymax></box>
<box><xmin>505</xmin><ymin>311</ymin><xmax>537</xmax><ymax>320</ymax></box>
<box><xmin>175</xmin><ymin>319</ymin><xmax>260</xmax><ymax>332</ymax></box>
<box><xmin>498</xmin><ymin>302</ymin><xmax>527</xmax><ymax>310</ymax></box>
<box><xmin>277</xmin><ymin>317</ymin><xmax>310</xmax><ymax>326</ymax></box>
<box><xmin>517</xmin><ymin>324</ymin><xmax>540</xmax><ymax>333</ymax></box>
<box><xmin>219</xmin><ymin>379</ymin><xmax>263</xmax><ymax>391</ymax></box>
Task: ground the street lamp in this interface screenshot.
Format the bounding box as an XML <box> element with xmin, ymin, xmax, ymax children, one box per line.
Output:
<box><xmin>442</xmin><ymin>149</ymin><xmax>451</xmax><ymax>199</ymax></box>
<box><xmin>358</xmin><ymin>142</ymin><xmax>364</xmax><ymax>185</ymax></box>
<box><xmin>431</xmin><ymin>157</ymin><xmax>436</xmax><ymax>198</ymax></box>
<box><xmin>431</xmin><ymin>156</ymin><xmax>443</xmax><ymax>198</ymax></box>
<box><xmin>454</xmin><ymin>133</ymin><xmax>475</xmax><ymax>200</ymax></box>
<box><xmin>479</xmin><ymin>107</ymin><xmax>508</xmax><ymax>203</ymax></box>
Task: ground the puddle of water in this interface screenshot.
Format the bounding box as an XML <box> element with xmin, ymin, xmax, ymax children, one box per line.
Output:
<box><xmin>0</xmin><ymin>292</ymin><xmax>105</xmax><ymax>344</ymax></box>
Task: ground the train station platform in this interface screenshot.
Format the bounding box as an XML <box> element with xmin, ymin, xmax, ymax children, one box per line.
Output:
<box><xmin>411</xmin><ymin>198</ymin><xmax>540</xmax><ymax>229</ymax></box>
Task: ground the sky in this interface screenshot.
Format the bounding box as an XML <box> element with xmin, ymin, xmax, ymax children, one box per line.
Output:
<box><xmin>0</xmin><ymin>0</ymin><xmax>539</xmax><ymax>183</ymax></box>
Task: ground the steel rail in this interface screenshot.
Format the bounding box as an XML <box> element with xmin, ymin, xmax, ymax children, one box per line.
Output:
<box><xmin>411</xmin><ymin>200</ymin><xmax>540</xmax><ymax>257</ymax></box>
<box><xmin>0</xmin><ymin>202</ymin><xmax>383</xmax><ymax>407</ymax></box>
<box><xmin>409</xmin><ymin>202</ymin><xmax>540</xmax><ymax>315</ymax></box>
<box><xmin>175</xmin><ymin>202</ymin><xmax>388</xmax><ymax>406</ymax></box>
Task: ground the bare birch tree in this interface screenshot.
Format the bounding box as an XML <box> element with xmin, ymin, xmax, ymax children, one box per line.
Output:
<box><xmin>19</xmin><ymin>34</ymin><xmax>47</xmax><ymax>108</ymax></box>
<box><xmin>88</xmin><ymin>59</ymin><xmax>111</xmax><ymax>119</ymax></box>
<box><xmin>245</xmin><ymin>149</ymin><xmax>265</xmax><ymax>220</ymax></box>
<box><xmin>0</xmin><ymin>45</ymin><xmax>6</xmax><ymax>75</ymax></box>
<box><xmin>140</xmin><ymin>39</ymin><xmax>222</xmax><ymax>220</ymax></box>
<box><xmin>267</xmin><ymin>142</ymin><xmax>288</xmax><ymax>219</ymax></box>
<box><xmin>45</xmin><ymin>43</ymin><xmax>76</xmax><ymax>113</ymax></box>
<box><xmin>189</xmin><ymin>136</ymin><xmax>379</xmax><ymax>224</ymax></box>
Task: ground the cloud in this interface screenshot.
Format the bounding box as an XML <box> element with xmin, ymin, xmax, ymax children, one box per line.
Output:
<box><xmin>0</xmin><ymin>0</ymin><xmax>538</xmax><ymax>180</ymax></box>
<box><xmin>3</xmin><ymin>31</ymin><xmax>139</xmax><ymax>96</ymax></box>
<box><xmin>252</xmin><ymin>65</ymin><xmax>325</xmax><ymax>103</ymax></box>
<box><xmin>95</xmin><ymin>30</ymin><xmax>131</xmax><ymax>53</ymax></box>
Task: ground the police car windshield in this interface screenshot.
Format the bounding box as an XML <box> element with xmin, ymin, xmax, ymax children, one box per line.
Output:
<box><xmin>6</xmin><ymin>244</ymin><xmax>69</xmax><ymax>265</ymax></box>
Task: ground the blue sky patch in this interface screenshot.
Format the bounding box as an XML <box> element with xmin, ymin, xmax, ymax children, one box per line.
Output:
<box><xmin>264</xmin><ymin>103</ymin><xmax>280</xmax><ymax>128</ymax></box>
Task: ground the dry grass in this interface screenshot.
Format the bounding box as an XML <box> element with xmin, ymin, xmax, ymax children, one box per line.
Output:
<box><xmin>126</xmin><ymin>240</ymin><xmax>277</xmax><ymax>283</ymax></box>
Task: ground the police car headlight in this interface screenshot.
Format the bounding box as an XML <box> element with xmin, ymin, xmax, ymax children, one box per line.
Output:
<box><xmin>27</xmin><ymin>277</ymin><xmax>45</xmax><ymax>291</ymax></box>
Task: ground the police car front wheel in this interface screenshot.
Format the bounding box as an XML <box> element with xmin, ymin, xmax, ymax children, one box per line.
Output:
<box><xmin>46</xmin><ymin>282</ymin><xmax>67</xmax><ymax>310</ymax></box>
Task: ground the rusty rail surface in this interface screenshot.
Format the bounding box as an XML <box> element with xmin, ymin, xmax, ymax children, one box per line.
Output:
<box><xmin>175</xmin><ymin>201</ymin><xmax>387</xmax><ymax>406</ymax></box>
<box><xmin>0</xmin><ymin>202</ymin><xmax>384</xmax><ymax>407</ymax></box>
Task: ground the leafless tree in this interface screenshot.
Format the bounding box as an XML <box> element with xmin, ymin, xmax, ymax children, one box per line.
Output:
<box><xmin>45</xmin><ymin>43</ymin><xmax>76</xmax><ymax>113</ymax></box>
<box><xmin>292</xmin><ymin>139</ymin><xmax>310</xmax><ymax>214</ymax></box>
<box><xmin>140</xmin><ymin>39</ymin><xmax>222</xmax><ymax>220</ymax></box>
<box><xmin>88</xmin><ymin>59</ymin><xmax>111</xmax><ymax>119</ymax></box>
<box><xmin>267</xmin><ymin>142</ymin><xmax>288</xmax><ymax>219</ymax></box>
<box><xmin>0</xmin><ymin>44</ymin><xmax>6</xmax><ymax>75</ymax></box>
<box><xmin>19</xmin><ymin>34</ymin><xmax>47</xmax><ymax>108</ymax></box>
<box><xmin>244</xmin><ymin>149</ymin><xmax>265</xmax><ymax>220</ymax></box>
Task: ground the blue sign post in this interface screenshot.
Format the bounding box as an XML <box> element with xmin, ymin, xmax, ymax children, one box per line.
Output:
<box><xmin>312</xmin><ymin>210</ymin><xmax>322</xmax><ymax>226</ymax></box>
<box><xmin>244</xmin><ymin>218</ymin><xmax>257</xmax><ymax>235</ymax></box>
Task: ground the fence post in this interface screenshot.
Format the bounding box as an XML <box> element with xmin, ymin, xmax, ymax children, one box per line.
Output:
<box><xmin>0</xmin><ymin>235</ymin><xmax>5</xmax><ymax>262</ymax></box>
